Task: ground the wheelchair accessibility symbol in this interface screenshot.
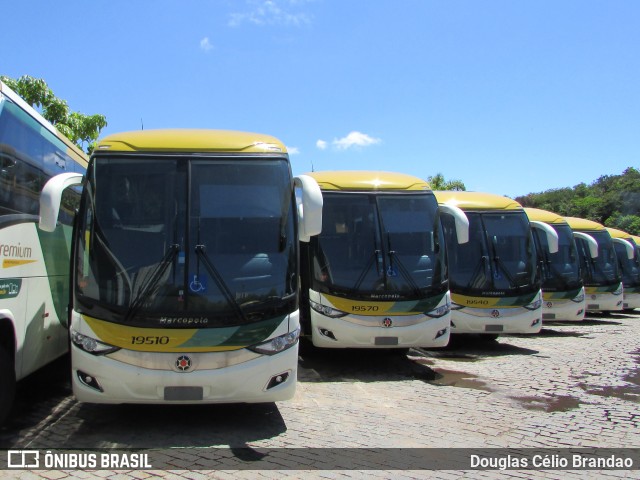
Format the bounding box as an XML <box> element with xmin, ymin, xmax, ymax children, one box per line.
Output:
<box><xmin>189</xmin><ymin>275</ymin><xmax>207</xmax><ymax>293</ymax></box>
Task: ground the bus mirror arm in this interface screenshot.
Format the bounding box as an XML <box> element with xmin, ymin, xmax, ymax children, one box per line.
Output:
<box><xmin>294</xmin><ymin>175</ymin><xmax>323</xmax><ymax>242</ymax></box>
<box><xmin>612</xmin><ymin>237</ymin><xmax>635</xmax><ymax>260</ymax></box>
<box><xmin>438</xmin><ymin>204</ymin><xmax>469</xmax><ymax>244</ymax></box>
<box><xmin>39</xmin><ymin>172</ymin><xmax>84</xmax><ymax>232</ymax></box>
<box><xmin>530</xmin><ymin>221</ymin><xmax>559</xmax><ymax>254</ymax></box>
<box><xmin>573</xmin><ymin>232</ymin><xmax>599</xmax><ymax>259</ymax></box>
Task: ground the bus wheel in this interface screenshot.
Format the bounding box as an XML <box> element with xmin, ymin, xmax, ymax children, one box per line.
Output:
<box><xmin>0</xmin><ymin>345</ymin><xmax>16</xmax><ymax>426</ymax></box>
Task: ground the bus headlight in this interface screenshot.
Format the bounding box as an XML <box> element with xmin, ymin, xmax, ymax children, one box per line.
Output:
<box><xmin>248</xmin><ymin>327</ymin><xmax>300</xmax><ymax>355</ymax></box>
<box><xmin>71</xmin><ymin>330</ymin><xmax>120</xmax><ymax>355</ymax></box>
<box><xmin>426</xmin><ymin>303</ymin><xmax>451</xmax><ymax>318</ymax></box>
<box><xmin>523</xmin><ymin>298</ymin><xmax>542</xmax><ymax>311</ymax></box>
<box><xmin>571</xmin><ymin>292</ymin><xmax>585</xmax><ymax>303</ymax></box>
<box><xmin>309</xmin><ymin>299</ymin><xmax>348</xmax><ymax>318</ymax></box>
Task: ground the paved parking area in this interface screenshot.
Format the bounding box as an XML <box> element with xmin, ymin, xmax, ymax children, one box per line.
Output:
<box><xmin>1</xmin><ymin>311</ymin><xmax>639</xmax><ymax>479</ymax></box>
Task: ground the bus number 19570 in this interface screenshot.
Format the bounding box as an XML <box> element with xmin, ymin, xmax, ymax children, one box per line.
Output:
<box><xmin>351</xmin><ymin>305</ymin><xmax>379</xmax><ymax>312</ymax></box>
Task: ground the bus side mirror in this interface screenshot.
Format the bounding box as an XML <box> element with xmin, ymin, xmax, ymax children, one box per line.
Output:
<box><xmin>39</xmin><ymin>172</ymin><xmax>84</xmax><ymax>232</ymax></box>
<box><xmin>530</xmin><ymin>221</ymin><xmax>559</xmax><ymax>254</ymax></box>
<box><xmin>573</xmin><ymin>232</ymin><xmax>599</xmax><ymax>259</ymax></box>
<box><xmin>294</xmin><ymin>175</ymin><xmax>323</xmax><ymax>242</ymax></box>
<box><xmin>438</xmin><ymin>204</ymin><xmax>469</xmax><ymax>244</ymax></box>
<box><xmin>612</xmin><ymin>238</ymin><xmax>635</xmax><ymax>260</ymax></box>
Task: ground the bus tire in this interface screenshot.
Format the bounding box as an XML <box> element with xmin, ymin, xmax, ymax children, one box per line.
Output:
<box><xmin>0</xmin><ymin>345</ymin><xmax>16</xmax><ymax>426</ymax></box>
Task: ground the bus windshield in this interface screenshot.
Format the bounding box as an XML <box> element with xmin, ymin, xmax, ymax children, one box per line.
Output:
<box><xmin>75</xmin><ymin>156</ymin><xmax>297</xmax><ymax>327</ymax></box>
<box><xmin>575</xmin><ymin>231</ymin><xmax>621</xmax><ymax>287</ymax></box>
<box><xmin>534</xmin><ymin>224</ymin><xmax>582</xmax><ymax>291</ymax></box>
<box><xmin>444</xmin><ymin>211</ymin><xmax>539</xmax><ymax>295</ymax></box>
<box><xmin>614</xmin><ymin>240</ymin><xmax>640</xmax><ymax>288</ymax></box>
<box><xmin>308</xmin><ymin>192</ymin><xmax>446</xmax><ymax>300</ymax></box>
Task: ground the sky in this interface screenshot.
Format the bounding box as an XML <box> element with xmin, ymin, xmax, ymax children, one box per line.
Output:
<box><xmin>2</xmin><ymin>0</ymin><xmax>639</xmax><ymax>198</ymax></box>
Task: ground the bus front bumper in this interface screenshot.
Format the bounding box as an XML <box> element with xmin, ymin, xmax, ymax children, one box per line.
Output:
<box><xmin>450</xmin><ymin>308</ymin><xmax>542</xmax><ymax>335</ymax></box>
<box><xmin>309</xmin><ymin>312</ymin><xmax>450</xmax><ymax>349</ymax></box>
<box><xmin>71</xmin><ymin>344</ymin><xmax>298</xmax><ymax>404</ymax></box>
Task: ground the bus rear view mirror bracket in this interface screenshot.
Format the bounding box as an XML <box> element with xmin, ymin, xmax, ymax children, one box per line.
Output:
<box><xmin>439</xmin><ymin>204</ymin><xmax>469</xmax><ymax>244</ymax></box>
<box><xmin>39</xmin><ymin>172</ymin><xmax>84</xmax><ymax>232</ymax></box>
<box><xmin>573</xmin><ymin>232</ymin><xmax>599</xmax><ymax>259</ymax></box>
<box><xmin>530</xmin><ymin>220</ymin><xmax>559</xmax><ymax>254</ymax></box>
<box><xmin>612</xmin><ymin>237</ymin><xmax>635</xmax><ymax>260</ymax></box>
<box><xmin>294</xmin><ymin>174</ymin><xmax>323</xmax><ymax>242</ymax></box>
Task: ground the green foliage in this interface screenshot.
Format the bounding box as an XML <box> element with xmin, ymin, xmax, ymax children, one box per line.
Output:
<box><xmin>427</xmin><ymin>173</ymin><xmax>466</xmax><ymax>191</ymax></box>
<box><xmin>1</xmin><ymin>75</ymin><xmax>107</xmax><ymax>154</ymax></box>
<box><xmin>516</xmin><ymin>167</ymin><xmax>640</xmax><ymax>235</ymax></box>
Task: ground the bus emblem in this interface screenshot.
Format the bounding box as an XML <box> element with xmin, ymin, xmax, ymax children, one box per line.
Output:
<box><xmin>176</xmin><ymin>355</ymin><xmax>192</xmax><ymax>372</ymax></box>
<box><xmin>491</xmin><ymin>310</ymin><xmax>500</xmax><ymax>318</ymax></box>
<box><xmin>382</xmin><ymin>318</ymin><xmax>393</xmax><ymax>328</ymax></box>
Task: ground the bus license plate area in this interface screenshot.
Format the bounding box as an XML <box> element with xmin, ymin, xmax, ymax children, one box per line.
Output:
<box><xmin>485</xmin><ymin>325</ymin><xmax>504</xmax><ymax>332</ymax></box>
<box><xmin>164</xmin><ymin>386</ymin><xmax>204</xmax><ymax>401</ymax></box>
<box><xmin>375</xmin><ymin>337</ymin><xmax>398</xmax><ymax>346</ymax></box>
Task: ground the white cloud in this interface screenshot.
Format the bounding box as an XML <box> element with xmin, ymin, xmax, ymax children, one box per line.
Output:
<box><xmin>288</xmin><ymin>146</ymin><xmax>300</xmax><ymax>155</ymax></box>
<box><xmin>200</xmin><ymin>37</ymin><xmax>214</xmax><ymax>52</ymax></box>
<box><xmin>332</xmin><ymin>131</ymin><xmax>381</xmax><ymax>150</ymax></box>
<box><xmin>316</xmin><ymin>139</ymin><xmax>327</xmax><ymax>150</ymax></box>
<box><xmin>229</xmin><ymin>0</ymin><xmax>311</xmax><ymax>27</ymax></box>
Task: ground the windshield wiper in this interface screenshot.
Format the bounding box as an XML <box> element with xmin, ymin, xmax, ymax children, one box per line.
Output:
<box><xmin>464</xmin><ymin>255</ymin><xmax>490</xmax><ymax>290</ymax></box>
<box><xmin>125</xmin><ymin>244</ymin><xmax>180</xmax><ymax>322</ymax></box>
<box><xmin>350</xmin><ymin>235</ymin><xmax>384</xmax><ymax>293</ymax></box>
<box><xmin>195</xmin><ymin>244</ymin><xmax>249</xmax><ymax>323</ymax></box>
<box><xmin>489</xmin><ymin>237</ymin><xmax>519</xmax><ymax>289</ymax></box>
<box><xmin>386</xmin><ymin>234</ymin><xmax>422</xmax><ymax>297</ymax></box>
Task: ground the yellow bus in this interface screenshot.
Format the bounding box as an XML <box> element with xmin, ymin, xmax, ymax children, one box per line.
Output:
<box><xmin>0</xmin><ymin>80</ymin><xmax>88</xmax><ymax>424</ymax></box>
<box><xmin>299</xmin><ymin>171</ymin><xmax>468</xmax><ymax>349</ymax></box>
<box><xmin>435</xmin><ymin>191</ymin><xmax>558</xmax><ymax>337</ymax></box>
<box><xmin>605</xmin><ymin>227</ymin><xmax>639</xmax><ymax>310</ymax></box>
<box><xmin>525</xmin><ymin>208</ymin><xmax>586</xmax><ymax>321</ymax></box>
<box><xmin>564</xmin><ymin>217</ymin><xmax>623</xmax><ymax>312</ymax></box>
<box><xmin>633</xmin><ymin>235</ymin><xmax>640</xmax><ymax>309</ymax></box>
<box><xmin>39</xmin><ymin>129</ymin><xmax>323</xmax><ymax>404</ymax></box>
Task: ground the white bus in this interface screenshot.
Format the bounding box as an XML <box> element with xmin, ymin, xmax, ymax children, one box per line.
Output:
<box><xmin>525</xmin><ymin>208</ymin><xmax>587</xmax><ymax>321</ymax></box>
<box><xmin>299</xmin><ymin>171</ymin><xmax>468</xmax><ymax>349</ymax></box>
<box><xmin>565</xmin><ymin>217</ymin><xmax>624</xmax><ymax>312</ymax></box>
<box><xmin>435</xmin><ymin>191</ymin><xmax>558</xmax><ymax>338</ymax></box>
<box><xmin>39</xmin><ymin>129</ymin><xmax>322</xmax><ymax>404</ymax></box>
<box><xmin>605</xmin><ymin>227</ymin><xmax>639</xmax><ymax>310</ymax></box>
<box><xmin>0</xmin><ymin>80</ymin><xmax>88</xmax><ymax>424</ymax></box>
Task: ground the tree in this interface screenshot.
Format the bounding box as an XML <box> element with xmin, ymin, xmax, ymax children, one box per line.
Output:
<box><xmin>515</xmin><ymin>167</ymin><xmax>640</xmax><ymax>235</ymax></box>
<box><xmin>427</xmin><ymin>173</ymin><xmax>466</xmax><ymax>191</ymax></box>
<box><xmin>1</xmin><ymin>75</ymin><xmax>107</xmax><ymax>154</ymax></box>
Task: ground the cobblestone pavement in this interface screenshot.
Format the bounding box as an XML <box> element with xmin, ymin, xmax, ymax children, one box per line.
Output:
<box><xmin>1</xmin><ymin>311</ymin><xmax>639</xmax><ymax>479</ymax></box>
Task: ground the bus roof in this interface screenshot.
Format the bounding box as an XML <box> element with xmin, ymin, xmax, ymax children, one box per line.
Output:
<box><xmin>564</xmin><ymin>216</ymin><xmax>606</xmax><ymax>232</ymax></box>
<box><xmin>605</xmin><ymin>227</ymin><xmax>634</xmax><ymax>240</ymax></box>
<box><xmin>524</xmin><ymin>207</ymin><xmax>567</xmax><ymax>225</ymax></box>
<box><xmin>305</xmin><ymin>171</ymin><xmax>431</xmax><ymax>191</ymax></box>
<box><xmin>0</xmin><ymin>80</ymin><xmax>88</xmax><ymax>166</ymax></box>
<box><xmin>434</xmin><ymin>191</ymin><xmax>523</xmax><ymax>211</ymax></box>
<box><xmin>94</xmin><ymin>129</ymin><xmax>287</xmax><ymax>154</ymax></box>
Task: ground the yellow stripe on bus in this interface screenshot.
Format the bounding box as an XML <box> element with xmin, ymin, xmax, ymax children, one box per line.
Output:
<box><xmin>82</xmin><ymin>315</ymin><xmax>244</xmax><ymax>352</ymax></box>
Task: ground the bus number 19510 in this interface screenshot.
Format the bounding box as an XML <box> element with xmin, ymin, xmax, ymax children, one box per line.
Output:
<box><xmin>131</xmin><ymin>336</ymin><xmax>170</xmax><ymax>345</ymax></box>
